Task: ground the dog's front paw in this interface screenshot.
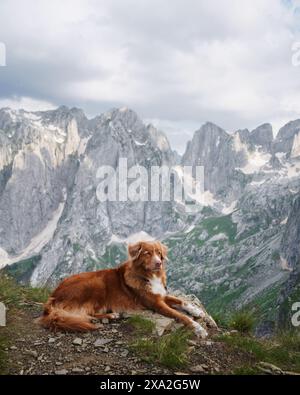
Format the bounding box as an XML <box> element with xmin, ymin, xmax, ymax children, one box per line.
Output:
<box><xmin>191</xmin><ymin>321</ymin><xmax>208</xmax><ymax>339</ymax></box>
<box><xmin>183</xmin><ymin>303</ymin><xmax>205</xmax><ymax>318</ymax></box>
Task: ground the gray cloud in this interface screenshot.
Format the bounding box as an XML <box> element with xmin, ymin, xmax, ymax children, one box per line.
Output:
<box><xmin>1</xmin><ymin>0</ymin><xmax>300</xmax><ymax>152</ymax></box>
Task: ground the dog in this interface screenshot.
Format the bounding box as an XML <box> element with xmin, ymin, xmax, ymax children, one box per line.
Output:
<box><xmin>37</xmin><ymin>241</ymin><xmax>208</xmax><ymax>338</ymax></box>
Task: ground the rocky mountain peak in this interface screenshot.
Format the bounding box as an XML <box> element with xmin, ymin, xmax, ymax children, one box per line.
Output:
<box><xmin>250</xmin><ymin>123</ymin><xmax>273</xmax><ymax>151</ymax></box>
<box><xmin>274</xmin><ymin>119</ymin><xmax>300</xmax><ymax>155</ymax></box>
<box><xmin>277</xmin><ymin>119</ymin><xmax>300</xmax><ymax>141</ymax></box>
<box><xmin>198</xmin><ymin>121</ymin><xmax>229</xmax><ymax>139</ymax></box>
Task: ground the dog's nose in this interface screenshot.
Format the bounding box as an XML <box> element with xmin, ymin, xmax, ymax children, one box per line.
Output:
<box><xmin>155</xmin><ymin>260</ymin><xmax>162</xmax><ymax>268</ymax></box>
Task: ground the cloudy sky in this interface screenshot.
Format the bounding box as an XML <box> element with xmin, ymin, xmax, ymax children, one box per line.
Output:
<box><xmin>1</xmin><ymin>0</ymin><xmax>300</xmax><ymax>152</ymax></box>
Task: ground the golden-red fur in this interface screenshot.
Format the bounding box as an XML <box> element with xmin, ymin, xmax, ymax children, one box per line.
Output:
<box><xmin>37</xmin><ymin>241</ymin><xmax>202</xmax><ymax>333</ymax></box>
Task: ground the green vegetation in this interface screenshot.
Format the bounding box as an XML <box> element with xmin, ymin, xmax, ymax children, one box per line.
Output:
<box><xmin>185</xmin><ymin>214</ymin><xmax>237</xmax><ymax>247</ymax></box>
<box><xmin>245</xmin><ymin>284</ymin><xmax>283</xmax><ymax>323</ymax></box>
<box><xmin>127</xmin><ymin>315</ymin><xmax>155</xmax><ymax>335</ymax></box>
<box><xmin>165</xmin><ymin>213</ymin><xmax>237</xmax><ymax>252</ymax></box>
<box><xmin>277</xmin><ymin>331</ymin><xmax>300</xmax><ymax>352</ymax></box>
<box><xmin>0</xmin><ymin>273</ymin><xmax>51</xmax><ymax>374</ymax></box>
<box><xmin>201</xmin><ymin>206</ymin><xmax>216</xmax><ymax>216</ymax></box>
<box><xmin>228</xmin><ymin>310</ymin><xmax>256</xmax><ymax>334</ymax></box>
<box><xmin>98</xmin><ymin>244</ymin><xmax>127</xmax><ymax>268</ymax></box>
<box><xmin>130</xmin><ymin>328</ymin><xmax>192</xmax><ymax>369</ymax></box>
<box><xmin>0</xmin><ymin>273</ymin><xmax>50</xmax><ymax>307</ymax></box>
<box><xmin>202</xmin><ymin>284</ymin><xmax>248</xmax><ymax>315</ymax></box>
<box><xmin>216</xmin><ymin>332</ymin><xmax>300</xmax><ymax>373</ymax></box>
<box><xmin>3</xmin><ymin>255</ymin><xmax>41</xmax><ymax>284</ymax></box>
<box><xmin>201</xmin><ymin>215</ymin><xmax>237</xmax><ymax>244</ymax></box>
<box><xmin>73</xmin><ymin>243</ymin><xmax>81</xmax><ymax>253</ymax></box>
<box><xmin>232</xmin><ymin>366</ymin><xmax>262</xmax><ymax>375</ymax></box>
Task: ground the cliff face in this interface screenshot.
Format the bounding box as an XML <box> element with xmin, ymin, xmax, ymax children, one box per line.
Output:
<box><xmin>0</xmin><ymin>106</ymin><xmax>185</xmax><ymax>285</ymax></box>
<box><xmin>1</xmin><ymin>105</ymin><xmax>300</xmax><ymax>332</ymax></box>
<box><xmin>277</xmin><ymin>195</ymin><xmax>300</xmax><ymax>328</ymax></box>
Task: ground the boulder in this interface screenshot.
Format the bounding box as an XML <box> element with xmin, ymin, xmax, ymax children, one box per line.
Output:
<box><xmin>125</xmin><ymin>292</ymin><xmax>218</xmax><ymax>337</ymax></box>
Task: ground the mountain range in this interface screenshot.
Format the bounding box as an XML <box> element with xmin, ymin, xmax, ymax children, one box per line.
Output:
<box><xmin>1</xmin><ymin>105</ymin><xmax>300</xmax><ymax>334</ymax></box>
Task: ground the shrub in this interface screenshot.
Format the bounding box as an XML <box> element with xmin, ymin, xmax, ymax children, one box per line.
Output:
<box><xmin>229</xmin><ymin>310</ymin><xmax>255</xmax><ymax>334</ymax></box>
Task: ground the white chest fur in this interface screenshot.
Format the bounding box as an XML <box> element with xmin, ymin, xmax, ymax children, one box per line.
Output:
<box><xmin>149</xmin><ymin>276</ymin><xmax>167</xmax><ymax>296</ymax></box>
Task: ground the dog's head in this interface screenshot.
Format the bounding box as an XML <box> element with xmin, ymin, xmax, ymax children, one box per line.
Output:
<box><xmin>128</xmin><ymin>241</ymin><xmax>168</xmax><ymax>272</ymax></box>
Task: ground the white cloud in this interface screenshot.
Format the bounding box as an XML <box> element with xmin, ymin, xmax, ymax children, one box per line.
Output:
<box><xmin>0</xmin><ymin>96</ymin><xmax>55</xmax><ymax>112</ymax></box>
<box><xmin>0</xmin><ymin>0</ymin><xmax>300</xmax><ymax>150</ymax></box>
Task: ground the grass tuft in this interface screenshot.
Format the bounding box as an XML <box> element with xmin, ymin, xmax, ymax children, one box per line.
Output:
<box><xmin>228</xmin><ymin>310</ymin><xmax>255</xmax><ymax>334</ymax></box>
<box><xmin>216</xmin><ymin>333</ymin><xmax>300</xmax><ymax>373</ymax></box>
<box><xmin>126</xmin><ymin>315</ymin><xmax>156</xmax><ymax>335</ymax></box>
<box><xmin>276</xmin><ymin>331</ymin><xmax>300</xmax><ymax>353</ymax></box>
<box><xmin>130</xmin><ymin>328</ymin><xmax>192</xmax><ymax>369</ymax></box>
<box><xmin>0</xmin><ymin>273</ymin><xmax>50</xmax><ymax>306</ymax></box>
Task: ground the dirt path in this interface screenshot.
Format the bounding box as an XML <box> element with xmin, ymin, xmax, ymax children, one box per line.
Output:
<box><xmin>1</xmin><ymin>304</ymin><xmax>255</xmax><ymax>375</ymax></box>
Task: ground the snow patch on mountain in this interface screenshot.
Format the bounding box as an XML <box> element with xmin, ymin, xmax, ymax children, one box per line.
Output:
<box><xmin>239</xmin><ymin>149</ymin><xmax>271</xmax><ymax>174</ymax></box>
<box><xmin>0</xmin><ymin>193</ymin><xmax>66</xmax><ymax>270</ymax></box>
<box><xmin>291</xmin><ymin>131</ymin><xmax>300</xmax><ymax>158</ymax></box>
<box><xmin>109</xmin><ymin>231</ymin><xmax>155</xmax><ymax>245</ymax></box>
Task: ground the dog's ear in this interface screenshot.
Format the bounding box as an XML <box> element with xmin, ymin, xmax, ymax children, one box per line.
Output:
<box><xmin>128</xmin><ymin>242</ymin><xmax>143</xmax><ymax>261</ymax></box>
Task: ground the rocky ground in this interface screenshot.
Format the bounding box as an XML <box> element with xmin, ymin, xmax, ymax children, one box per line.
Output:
<box><xmin>1</xmin><ymin>275</ymin><xmax>299</xmax><ymax>376</ymax></box>
<box><xmin>1</xmin><ymin>302</ymin><xmax>256</xmax><ymax>376</ymax></box>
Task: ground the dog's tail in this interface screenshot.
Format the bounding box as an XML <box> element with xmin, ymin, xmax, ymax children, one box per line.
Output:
<box><xmin>36</xmin><ymin>297</ymin><xmax>96</xmax><ymax>332</ymax></box>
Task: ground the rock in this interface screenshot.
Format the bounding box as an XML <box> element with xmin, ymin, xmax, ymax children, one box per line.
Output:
<box><xmin>93</xmin><ymin>338</ymin><xmax>113</xmax><ymax>347</ymax></box>
<box><xmin>48</xmin><ymin>338</ymin><xmax>56</xmax><ymax>344</ymax></box>
<box><xmin>95</xmin><ymin>323</ymin><xmax>104</xmax><ymax>329</ymax></box>
<box><xmin>174</xmin><ymin>372</ymin><xmax>189</xmax><ymax>375</ymax></box>
<box><xmin>104</xmin><ymin>366</ymin><xmax>111</xmax><ymax>372</ymax></box>
<box><xmin>10</xmin><ymin>346</ymin><xmax>17</xmax><ymax>350</ymax></box>
<box><xmin>125</xmin><ymin>293</ymin><xmax>217</xmax><ymax>337</ymax></box>
<box><xmin>55</xmin><ymin>369</ymin><xmax>68</xmax><ymax>375</ymax></box>
<box><xmin>190</xmin><ymin>365</ymin><xmax>206</xmax><ymax>373</ymax></box>
<box><xmin>121</xmin><ymin>349</ymin><xmax>129</xmax><ymax>357</ymax></box>
<box><xmin>33</xmin><ymin>341</ymin><xmax>44</xmax><ymax>346</ymax></box>
<box><xmin>0</xmin><ymin>302</ymin><xmax>6</xmax><ymax>327</ymax></box>
<box><xmin>72</xmin><ymin>338</ymin><xmax>83</xmax><ymax>346</ymax></box>
<box><xmin>257</xmin><ymin>362</ymin><xmax>284</xmax><ymax>375</ymax></box>
<box><xmin>202</xmin><ymin>341</ymin><xmax>214</xmax><ymax>346</ymax></box>
<box><xmin>155</xmin><ymin>317</ymin><xmax>174</xmax><ymax>336</ymax></box>
<box><xmin>72</xmin><ymin>367</ymin><xmax>85</xmax><ymax>373</ymax></box>
<box><xmin>102</xmin><ymin>318</ymin><xmax>109</xmax><ymax>324</ymax></box>
<box><xmin>283</xmin><ymin>371</ymin><xmax>300</xmax><ymax>376</ymax></box>
<box><xmin>24</xmin><ymin>350</ymin><xmax>38</xmax><ymax>358</ymax></box>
